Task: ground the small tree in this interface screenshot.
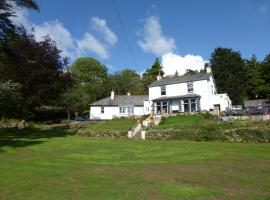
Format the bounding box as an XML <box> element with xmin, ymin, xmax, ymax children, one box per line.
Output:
<box><xmin>59</xmin><ymin>89</ymin><xmax>84</xmax><ymax>120</ymax></box>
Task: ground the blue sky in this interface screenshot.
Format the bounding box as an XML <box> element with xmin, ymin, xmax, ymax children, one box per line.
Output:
<box><xmin>14</xmin><ymin>0</ymin><xmax>270</xmax><ymax>75</ymax></box>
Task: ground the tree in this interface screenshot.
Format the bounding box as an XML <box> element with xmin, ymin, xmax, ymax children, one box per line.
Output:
<box><xmin>210</xmin><ymin>47</ymin><xmax>247</xmax><ymax>105</ymax></box>
<box><xmin>183</xmin><ymin>69</ymin><xmax>198</xmax><ymax>75</ymax></box>
<box><xmin>111</xmin><ymin>69</ymin><xmax>145</xmax><ymax>94</ymax></box>
<box><xmin>59</xmin><ymin>89</ymin><xmax>84</xmax><ymax>120</ymax></box>
<box><xmin>245</xmin><ymin>54</ymin><xmax>270</xmax><ymax>100</ymax></box>
<box><xmin>0</xmin><ymin>80</ymin><xmax>22</xmax><ymax>118</ymax></box>
<box><xmin>0</xmin><ymin>0</ymin><xmax>39</xmax><ymax>37</ymax></box>
<box><xmin>142</xmin><ymin>58</ymin><xmax>164</xmax><ymax>92</ymax></box>
<box><xmin>69</xmin><ymin>57</ymin><xmax>110</xmax><ymax>109</ymax></box>
<box><xmin>0</xmin><ymin>28</ymin><xmax>72</xmax><ymax>111</ymax></box>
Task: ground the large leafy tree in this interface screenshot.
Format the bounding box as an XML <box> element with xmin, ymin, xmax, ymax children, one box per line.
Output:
<box><xmin>210</xmin><ymin>47</ymin><xmax>247</xmax><ymax>105</ymax></box>
<box><xmin>0</xmin><ymin>28</ymin><xmax>72</xmax><ymax>111</ymax></box>
<box><xmin>111</xmin><ymin>69</ymin><xmax>145</xmax><ymax>95</ymax></box>
<box><xmin>69</xmin><ymin>57</ymin><xmax>109</xmax><ymax>109</ymax></box>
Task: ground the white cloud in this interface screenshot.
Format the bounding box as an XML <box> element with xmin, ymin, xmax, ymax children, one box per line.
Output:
<box><xmin>11</xmin><ymin>9</ymin><xmax>117</xmax><ymax>60</ymax></box>
<box><xmin>34</xmin><ymin>20</ymin><xmax>75</xmax><ymax>59</ymax></box>
<box><xmin>76</xmin><ymin>33</ymin><xmax>109</xmax><ymax>59</ymax></box>
<box><xmin>91</xmin><ymin>17</ymin><xmax>118</xmax><ymax>46</ymax></box>
<box><xmin>138</xmin><ymin>16</ymin><xmax>176</xmax><ymax>56</ymax></box>
<box><xmin>161</xmin><ymin>52</ymin><xmax>208</xmax><ymax>76</ymax></box>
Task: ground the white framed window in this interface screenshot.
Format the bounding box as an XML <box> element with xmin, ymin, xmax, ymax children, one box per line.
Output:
<box><xmin>119</xmin><ymin>106</ymin><xmax>134</xmax><ymax>115</ymax></box>
<box><xmin>161</xmin><ymin>86</ymin><xmax>166</xmax><ymax>95</ymax></box>
<box><xmin>101</xmin><ymin>107</ymin><xmax>104</xmax><ymax>114</ymax></box>
<box><xmin>187</xmin><ymin>82</ymin><xmax>194</xmax><ymax>93</ymax></box>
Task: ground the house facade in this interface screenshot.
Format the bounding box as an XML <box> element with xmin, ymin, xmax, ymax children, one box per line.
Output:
<box><xmin>149</xmin><ymin>67</ymin><xmax>231</xmax><ymax>115</ymax></box>
<box><xmin>89</xmin><ymin>67</ymin><xmax>231</xmax><ymax>120</ymax></box>
<box><xmin>89</xmin><ymin>91</ymin><xmax>151</xmax><ymax>120</ymax></box>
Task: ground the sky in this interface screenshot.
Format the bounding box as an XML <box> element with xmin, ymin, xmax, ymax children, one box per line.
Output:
<box><xmin>13</xmin><ymin>0</ymin><xmax>270</xmax><ymax>75</ymax></box>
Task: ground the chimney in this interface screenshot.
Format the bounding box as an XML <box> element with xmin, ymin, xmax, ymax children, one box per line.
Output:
<box><xmin>157</xmin><ymin>70</ymin><xmax>162</xmax><ymax>80</ymax></box>
<box><xmin>127</xmin><ymin>92</ymin><xmax>131</xmax><ymax>96</ymax></box>
<box><xmin>111</xmin><ymin>90</ymin><xmax>115</xmax><ymax>100</ymax></box>
<box><xmin>206</xmin><ymin>65</ymin><xmax>212</xmax><ymax>73</ymax></box>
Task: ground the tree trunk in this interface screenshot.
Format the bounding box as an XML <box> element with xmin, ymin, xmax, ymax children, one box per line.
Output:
<box><xmin>67</xmin><ymin>109</ymin><xmax>71</xmax><ymax>121</ymax></box>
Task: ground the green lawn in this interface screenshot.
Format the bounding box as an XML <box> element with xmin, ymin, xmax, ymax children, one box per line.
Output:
<box><xmin>153</xmin><ymin>113</ymin><xmax>270</xmax><ymax>131</ymax></box>
<box><xmin>0</xmin><ymin>128</ymin><xmax>269</xmax><ymax>199</ymax></box>
<box><xmin>82</xmin><ymin>118</ymin><xmax>136</xmax><ymax>132</ymax></box>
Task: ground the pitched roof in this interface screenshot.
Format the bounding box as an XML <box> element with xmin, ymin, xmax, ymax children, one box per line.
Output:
<box><xmin>148</xmin><ymin>73</ymin><xmax>211</xmax><ymax>87</ymax></box>
<box><xmin>90</xmin><ymin>95</ymin><xmax>149</xmax><ymax>106</ymax></box>
<box><xmin>152</xmin><ymin>93</ymin><xmax>200</xmax><ymax>101</ymax></box>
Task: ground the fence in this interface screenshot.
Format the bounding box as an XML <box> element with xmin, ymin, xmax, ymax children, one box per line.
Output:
<box><xmin>225</xmin><ymin>106</ymin><xmax>270</xmax><ymax>116</ymax></box>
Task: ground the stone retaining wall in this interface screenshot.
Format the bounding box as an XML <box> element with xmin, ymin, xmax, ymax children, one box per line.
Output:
<box><xmin>146</xmin><ymin>128</ymin><xmax>270</xmax><ymax>142</ymax></box>
<box><xmin>77</xmin><ymin>130</ymin><xmax>127</xmax><ymax>138</ymax></box>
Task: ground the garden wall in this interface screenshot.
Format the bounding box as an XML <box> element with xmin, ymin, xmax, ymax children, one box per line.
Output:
<box><xmin>77</xmin><ymin>129</ymin><xmax>127</xmax><ymax>138</ymax></box>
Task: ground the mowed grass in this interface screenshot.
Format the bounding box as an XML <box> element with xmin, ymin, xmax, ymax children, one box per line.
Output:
<box><xmin>82</xmin><ymin>118</ymin><xmax>136</xmax><ymax>132</ymax></box>
<box><xmin>153</xmin><ymin>113</ymin><xmax>270</xmax><ymax>131</ymax></box>
<box><xmin>0</xmin><ymin>128</ymin><xmax>270</xmax><ymax>200</ymax></box>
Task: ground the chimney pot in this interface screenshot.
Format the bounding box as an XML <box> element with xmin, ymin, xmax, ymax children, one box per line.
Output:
<box><xmin>111</xmin><ymin>90</ymin><xmax>115</xmax><ymax>100</ymax></box>
<box><xmin>206</xmin><ymin>65</ymin><xmax>212</xmax><ymax>73</ymax></box>
<box><xmin>157</xmin><ymin>70</ymin><xmax>162</xmax><ymax>80</ymax></box>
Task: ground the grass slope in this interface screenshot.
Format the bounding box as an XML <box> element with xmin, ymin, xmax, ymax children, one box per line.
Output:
<box><xmin>0</xmin><ymin>128</ymin><xmax>269</xmax><ymax>199</ymax></box>
<box><xmin>153</xmin><ymin>113</ymin><xmax>270</xmax><ymax>130</ymax></box>
<box><xmin>82</xmin><ymin>118</ymin><xmax>136</xmax><ymax>132</ymax></box>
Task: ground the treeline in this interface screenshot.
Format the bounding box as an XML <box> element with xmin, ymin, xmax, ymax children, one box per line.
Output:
<box><xmin>210</xmin><ymin>48</ymin><xmax>270</xmax><ymax>105</ymax></box>
<box><xmin>0</xmin><ymin>1</ymin><xmax>269</xmax><ymax>119</ymax></box>
<box><xmin>60</xmin><ymin>57</ymin><xmax>163</xmax><ymax>120</ymax></box>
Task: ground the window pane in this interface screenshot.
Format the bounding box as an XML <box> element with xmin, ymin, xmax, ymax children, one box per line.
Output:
<box><xmin>184</xmin><ymin>99</ymin><xmax>189</xmax><ymax>104</ymax></box>
<box><xmin>191</xmin><ymin>103</ymin><xmax>197</xmax><ymax>112</ymax></box>
<box><xmin>184</xmin><ymin>103</ymin><xmax>189</xmax><ymax>112</ymax></box>
<box><xmin>187</xmin><ymin>82</ymin><xmax>194</xmax><ymax>93</ymax></box>
<box><xmin>161</xmin><ymin>86</ymin><xmax>166</xmax><ymax>95</ymax></box>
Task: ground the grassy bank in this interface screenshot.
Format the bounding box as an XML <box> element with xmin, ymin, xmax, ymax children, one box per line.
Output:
<box><xmin>81</xmin><ymin>118</ymin><xmax>136</xmax><ymax>132</ymax></box>
<box><xmin>148</xmin><ymin>114</ymin><xmax>270</xmax><ymax>142</ymax></box>
<box><xmin>0</xmin><ymin>128</ymin><xmax>270</xmax><ymax>199</ymax></box>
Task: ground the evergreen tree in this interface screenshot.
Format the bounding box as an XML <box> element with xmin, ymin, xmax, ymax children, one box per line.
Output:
<box><xmin>210</xmin><ymin>47</ymin><xmax>247</xmax><ymax>105</ymax></box>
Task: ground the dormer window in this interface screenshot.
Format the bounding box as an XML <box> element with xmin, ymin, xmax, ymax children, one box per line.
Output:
<box><xmin>187</xmin><ymin>82</ymin><xmax>194</xmax><ymax>93</ymax></box>
<box><xmin>161</xmin><ymin>86</ymin><xmax>166</xmax><ymax>95</ymax></box>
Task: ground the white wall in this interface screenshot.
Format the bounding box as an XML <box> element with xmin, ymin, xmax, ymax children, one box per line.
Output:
<box><xmin>143</xmin><ymin>100</ymin><xmax>152</xmax><ymax>114</ymax></box>
<box><xmin>149</xmin><ymin>79</ymin><xmax>212</xmax><ymax>111</ymax></box>
<box><xmin>148</xmin><ymin>76</ymin><xmax>231</xmax><ymax>112</ymax></box>
<box><xmin>90</xmin><ymin>106</ymin><xmax>145</xmax><ymax>120</ymax></box>
<box><xmin>90</xmin><ymin>106</ymin><xmax>119</xmax><ymax>120</ymax></box>
<box><xmin>211</xmin><ymin>94</ymin><xmax>232</xmax><ymax>111</ymax></box>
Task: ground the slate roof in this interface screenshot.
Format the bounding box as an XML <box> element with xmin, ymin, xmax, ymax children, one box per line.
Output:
<box><xmin>90</xmin><ymin>95</ymin><xmax>149</xmax><ymax>106</ymax></box>
<box><xmin>148</xmin><ymin>73</ymin><xmax>211</xmax><ymax>87</ymax></box>
<box><xmin>152</xmin><ymin>93</ymin><xmax>200</xmax><ymax>101</ymax></box>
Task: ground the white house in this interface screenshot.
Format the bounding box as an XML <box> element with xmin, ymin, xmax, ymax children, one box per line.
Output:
<box><xmin>89</xmin><ymin>91</ymin><xmax>151</xmax><ymax>120</ymax></box>
<box><xmin>149</xmin><ymin>66</ymin><xmax>231</xmax><ymax>115</ymax></box>
<box><xmin>89</xmin><ymin>66</ymin><xmax>231</xmax><ymax>120</ymax></box>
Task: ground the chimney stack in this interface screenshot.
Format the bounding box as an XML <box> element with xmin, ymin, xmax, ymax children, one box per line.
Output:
<box><xmin>127</xmin><ymin>92</ymin><xmax>131</xmax><ymax>96</ymax></box>
<box><xmin>111</xmin><ymin>90</ymin><xmax>115</xmax><ymax>100</ymax></box>
<box><xmin>206</xmin><ymin>65</ymin><xmax>212</xmax><ymax>73</ymax></box>
<box><xmin>157</xmin><ymin>70</ymin><xmax>162</xmax><ymax>80</ymax></box>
